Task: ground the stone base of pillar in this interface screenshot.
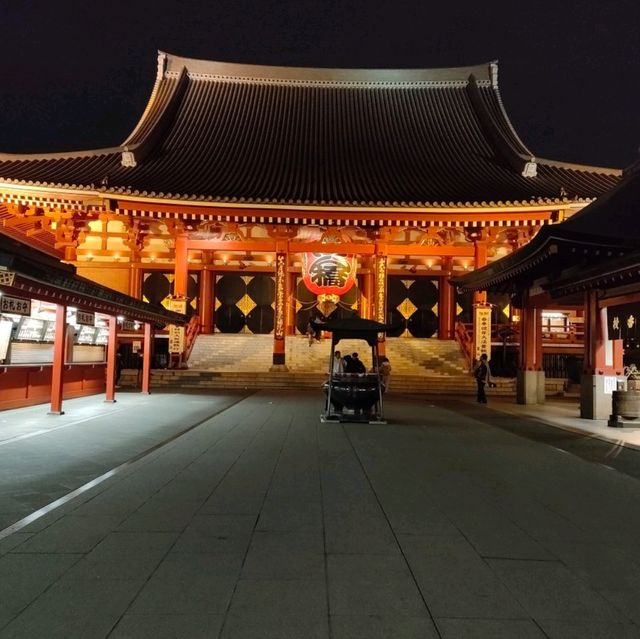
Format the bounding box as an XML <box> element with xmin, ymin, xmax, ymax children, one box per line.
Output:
<box><xmin>516</xmin><ymin>370</ymin><xmax>545</xmax><ymax>405</ymax></box>
<box><xmin>269</xmin><ymin>364</ymin><xmax>289</xmax><ymax>372</ymax></box>
<box><xmin>581</xmin><ymin>374</ymin><xmax>623</xmax><ymax>420</ymax></box>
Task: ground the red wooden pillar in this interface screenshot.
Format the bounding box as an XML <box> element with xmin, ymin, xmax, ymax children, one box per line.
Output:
<box><xmin>141</xmin><ymin>322</ymin><xmax>152</xmax><ymax>394</ymax></box>
<box><xmin>105</xmin><ymin>315</ymin><xmax>117</xmax><ymax>403</ymax></box>
<box><xmin>473</xmin><ymin>240</ymin><xmax>488</xmax><ymax>306</ymax></box>
<box><xmin>362</xmin><ymin>267</ymin><xmax>373</xmax><ymax>320</ymax></box>
<box><xmin>174</xmin><ymin>233</ymin><xmax>189</xmax><ymax>299</ymax></box>
<box><xmin>49</xmin><ymin>303</ymin><xmax>66</xmax><ymax>415</ymax></box>
<box><xmin>521</xmin><ymin>305</ymin><xmax>542</xmax><ymax>371</ymax></box>
<box><xmin>438</xmin><ymin>257</ymin><xmax>454</xmax><ymax>339</ymax></box>
<box><xmin>129</xmin><ymin>264</ymin><xmax>142</xmax><ymax>298</ymax></box>
<box><xmin>199</xmin><ymin>267</ymin><xmax>213</xmax><ymax>334</ymax></box>
<box><xmin>517</xmin><ymin>298</ymin><xmax>544</xmax><ymax>404</ymax></box>
<box><xmin>271</xmin><ymin>246</ymin><xmax>288</xmax><ymax>369</ymax></box>
<box><xmin>583</xmin><ymin>290</ymin><xmax>606</xmax><ymax>374</ymax></box>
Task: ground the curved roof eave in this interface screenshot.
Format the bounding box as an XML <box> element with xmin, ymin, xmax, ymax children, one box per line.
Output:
<box><xmin>0</xmin><ymin>177</ymin><xmax>598</xmax><ymax>212</ymax></box>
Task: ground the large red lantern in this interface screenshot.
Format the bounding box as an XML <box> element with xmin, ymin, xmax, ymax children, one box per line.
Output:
<box><xmin>302</xmin><ymin>253</ymin><xmax>357</xmax><ymax>296</ymax></box>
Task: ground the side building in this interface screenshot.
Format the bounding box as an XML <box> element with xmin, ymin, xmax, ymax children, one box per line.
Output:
<box><xmin>0</xmin><ymin>52</ymin><xmax>620</xmax><ymax>371</ymax></box>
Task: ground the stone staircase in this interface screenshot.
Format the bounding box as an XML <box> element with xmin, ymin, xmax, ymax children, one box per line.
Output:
<box><xmin>150</xmin><ymin>334</ymin><xmax>516</xmax><ymax>397</ymax></box>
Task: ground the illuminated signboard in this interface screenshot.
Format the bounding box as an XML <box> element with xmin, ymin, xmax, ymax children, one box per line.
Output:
<box><xmin>1</xmin><ymin>295</ymin><xmax>31</xmax><ymax>316</ymax></box>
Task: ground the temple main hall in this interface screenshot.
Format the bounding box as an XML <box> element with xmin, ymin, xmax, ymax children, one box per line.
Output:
<box><xmin>0</xmin><ymin>52</ymin><xmax>621</xmax><ymax>399</ymax></box>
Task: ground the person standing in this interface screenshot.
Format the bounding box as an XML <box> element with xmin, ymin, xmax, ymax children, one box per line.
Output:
<box><xmin>379</xmin><ymin>356</ymin><xmax>392</xmax><ymax>392</ymax></box>
<box><xmin>332</xmin><ymin>350</ymin><xmax>344</xmax><ymax>376</ymax></box>
<box><xmin>473</xmin><ymin>353</ymin><xmax>492</xmax><ymax>404</ymax></box>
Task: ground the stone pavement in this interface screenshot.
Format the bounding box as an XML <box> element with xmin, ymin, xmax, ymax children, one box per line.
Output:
<box><xmin>0</xmin><ymin>391</ymin><xmax>639</xmax><ymax>638</ymax></box>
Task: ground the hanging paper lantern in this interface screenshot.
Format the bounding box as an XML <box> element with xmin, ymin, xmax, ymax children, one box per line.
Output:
<box><xmin>302</xmin><ymin>253</ymin><xmax>357</xmax><ymax>296</ymax></box>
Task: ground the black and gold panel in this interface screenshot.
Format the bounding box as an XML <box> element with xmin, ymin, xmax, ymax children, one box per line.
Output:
<box><xmin>455</xmin><ymin>291</ymin><xmax>510</xmax><ymax>325</ymax></box>
<box><xmin>456</xmin><ymin>290</ymin><xmax>473</xmax><ymax>324</ymax></box>
<box><xmin>214</xmin><ymin>274</ymin><xmax>275</xmax><ymax>334</ymax></box>
<box><xmin>387</xmin><ymin>276</ymin><xmax>438</xmax><ymax>338</ymax></box>
<box><xmin>143</xmin><ymin>271</ymin><xmax>199</xmax><ymax>310</ymax></box>
<box><xmin>489</xmin><ymin>292</ymin><xmax>511</xmax><ymax>325</ymax></box>
<box><xmin>294</xmin><ymin>277</ymin><xmax>359</xmax><ymax>334</ymax></box>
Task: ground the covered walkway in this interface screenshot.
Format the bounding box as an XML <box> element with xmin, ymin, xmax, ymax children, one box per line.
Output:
<box><xmin>1</xmin><ymin>391</ymin><xmax>640</xmax><ymax>638</ymax></box>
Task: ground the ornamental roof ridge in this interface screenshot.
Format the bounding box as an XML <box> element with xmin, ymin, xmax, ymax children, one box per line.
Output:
<box><xmin>159</xmin><ymin>50</ymin><xmax>496</xmax><ymax>86</ymax></box>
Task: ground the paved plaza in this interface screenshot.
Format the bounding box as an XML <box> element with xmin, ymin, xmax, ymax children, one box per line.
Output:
<box><xmin>1</xmin><ymin>391</ymin><xmax>640</xmax><ymax>638</ymax></box>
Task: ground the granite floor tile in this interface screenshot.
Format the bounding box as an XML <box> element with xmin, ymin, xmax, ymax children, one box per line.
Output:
<box><xmin>436</xmin><ymin>617</ymin><xmax>548</xmax><ymax>639</ymax></box>
<box><xmin>0</xmin><ymin>553</ymin><xmax>80</xmax><ymax>622</ymax></box>
<box><xmin>488</xmin><ymin>558</ymin><xmax>626</xmax><ymax>621</ymax></box>
<box><xmin>87</xmin><ymin>531</ymin><xmax>178</xmax><ymax>560</ymax></box>
<box><xmin>110</xmin><ymin>613</ymin><xmax>225</xmax><ymax>638</ymax></box>
<box><xmin>14</xmin><ymin>514</ymin><xmax>121</xmax><ymax>554</ymax></box>
<box><xmin>130</xmin><ymin>553</ymin><xmax>241</xmax><ymax>614</ymax></box>
<box><xmin>172</xmin><ymin>514</ymin><xmax>255</xmax><ymax>554</ymax></box>
<box><xmin>331</xmin><ymin>614</ymin><xmax>438</xmax><ymax>639</ymax></box>
<box><xmin>328</xmin><ymin>554</ymin><xmax>425</xmax><ymax>616</ymax></box>
<box><xmin>0</xmin><ymin>533</ymin><xmax>32</xmax><ymax>556</ymax></box>
<box><xmin>538</xmin><ymin>619</ymin><xmax>640</xmax><ymax>639</ymax></box>
<box><xmin>1</xmin><ymin>577</ymin><xmax>143</xmax><ymax>639</ymax></box>
<box><xmin>400</xmin><ymin>536</ymin><xmax>528</xmax><ymax>619</ymax></box>
<box><xmin>228</xmin><ymin>578</ymin><xmax>327</xmax><ymax>618</ymax></box>
<box><xmin>220</xmin><ymin>613</ymin><xmax>329</xmax><ymax>639</ymax></box>
<box><xmin>241</xmin><ymin>550</ymin><xmax>325</xmax><ymax>580</ymax></box>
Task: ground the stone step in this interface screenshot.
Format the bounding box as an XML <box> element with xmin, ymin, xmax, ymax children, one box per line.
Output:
<box><xmin>188</xmin><ymin>334</ymin><xmax>470</xmax><ymax>377</ymax></box>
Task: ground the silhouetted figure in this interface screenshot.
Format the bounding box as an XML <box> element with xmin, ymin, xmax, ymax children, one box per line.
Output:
<box><xmin>473</xmin><ymin>353</ymin><xmax>492</xmax><ymax>404</ymax></box>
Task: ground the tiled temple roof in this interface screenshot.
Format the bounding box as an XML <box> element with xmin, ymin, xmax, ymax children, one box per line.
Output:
<box><xmin>452</xmin><ymin>170</ymin><xmax>640</xmax><ymax>293</ymax></box>
<box><xmin>0</xmin><ymin>52</ymin><xmax>621</xmax><ymax>208</ymax></box>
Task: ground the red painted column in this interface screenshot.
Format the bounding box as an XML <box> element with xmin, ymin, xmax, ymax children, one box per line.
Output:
<box><xmin>473</xmin><ymin>240</ymin><xmax>488</xmax><ymax>306</ymax></box>
<box><xmin>199</xmin><ymin>267</ymin><xmax>213</xmax><ymax>334</ymax></box>
<box><xmin>520</xmin><ymin>305</ymin><xmax>542</xmax><ymax>371</ymax></box>
<box><xmin>141</xmin><ymin>322</ymin><xmax>152</xmax><ymax>394</ymax></box>
<box><xmin>174</xmin><ymin>233</ymin><xmax>189</xmax><ymax>299</ymax></box>
<box><xmin>129</xmin><ymin>265</ymin><xmax>142</xmax><ymax>298</ymax></box>
<box><xmin>362</xmin><ymin>268</ymin><xmax>373</xmax><ymax>320</ymax></box>
<box><xmin>439</xmin><ymin>257</ymin><xmax>454</xmax><ymax>339</ymax></box>
<box><xmin>49</xmin><ymin>304</ymin><xmax>66</xmax><ymax>415</ymax></box>
<box><xmin>583</xmin><ymin>290</ymin><xmax>606</xmax><ymax>374</ymax></box>
<box><xmin>105</xmin><ymin>315</ymin><xmax>117</xmax><ymax>403</ymax></box>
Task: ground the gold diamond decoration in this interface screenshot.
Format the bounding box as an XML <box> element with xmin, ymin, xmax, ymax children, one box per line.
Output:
<box><xmin>431</xmin><ymin>302</ymin><xmax>439</xmax><ymax>316</ymax></box>
<box><xmin>215</xmin><ymin>298</ymin><xmax>221</xmax><ymax>311</ymax></box>
<box><xmin>242</xmin><ymin>276</ymin><xmax>252</xmax><ymax>285</ymax></box>
<box><xmin>399</xmin><ymin>298</ymin><xmax>417</xmax><ymax>320</ymax></box>
<box><xmin>401</xmin><ymin>279</ymin><xmax>413</xmax><ymax>288</ymax></box>
<box><xmin>456</xmin><ymin>303</ymin><xmax>463</xmax><ymax>316</ymax></box>
<box><xmin>237</xmin><ymin>294</ymin><xmax>256</xmax><ymax>316</ymax></box>
<box><xmin>502</xmin><ymin>304</ymin><xmax>510</xmax><ymax>318</ymax></box>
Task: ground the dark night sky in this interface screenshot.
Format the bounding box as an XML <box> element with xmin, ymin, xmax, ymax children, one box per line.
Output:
<box><xmin>1</xmin><ymin>0</ymin><xmax>639</xmax><ymax>168</ymax></box>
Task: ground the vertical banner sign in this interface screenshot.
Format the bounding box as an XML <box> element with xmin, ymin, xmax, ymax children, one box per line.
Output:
<box><xmin>474</xmin><ymin>306</ymin><xmax>492</xmax><ymax>361</ymax></box>
<box><xmin>375</xmin><ymin>255</ymin><xmax>387</xmax><ymax>341</ymax></box>
<box><xmin>168</xmin><ymin>298</ymin><xmax>187</xmax><ymax>354</ymax></box>
<box><xmin>274</xmin><ymin>254</ymin><xmax>286</xmax><ymax>339</ymax></box>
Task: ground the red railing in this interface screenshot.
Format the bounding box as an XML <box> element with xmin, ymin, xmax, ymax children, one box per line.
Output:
<box><xmin>183</xmin><ymin>314</ymin><xmax>200</xmax><ymax>363</ymax></box>
<box><xmin>455</xmin><ymin>321</ymin><xmax>474</xmax><ymax>368</ymax></box>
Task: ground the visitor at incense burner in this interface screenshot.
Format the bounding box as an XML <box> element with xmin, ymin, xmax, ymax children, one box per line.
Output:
<box><xmin>378</xmin><ymin>356</ymin><xmax>392</xmax><ymax>391</ymax></box>
<box><xmin>332</xmin><ymin>350</ymin><xmax>344</xmax><ymax>375</ymax></box>
<box><xmin>346</xmin><ymin>352</ymin><xmax>366</xmax><ymax>374</ymax></box>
